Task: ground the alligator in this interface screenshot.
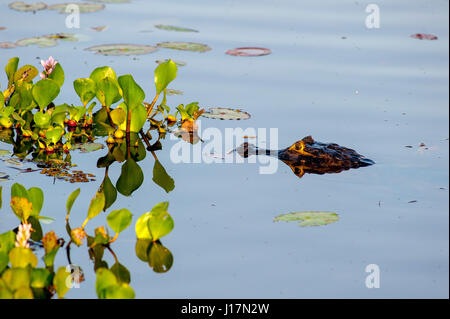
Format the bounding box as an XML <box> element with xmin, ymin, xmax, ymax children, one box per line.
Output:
<box><xmin>235</xmin><ymin>135</ymin><xmax>374</xmax><ymax>178</ymax></box>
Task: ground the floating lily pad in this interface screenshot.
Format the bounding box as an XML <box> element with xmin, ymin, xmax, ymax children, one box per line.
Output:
<box><xmin>91</xmin><ymin>25</ymin><xmax>108</xmax><ymax>32</ymax></box>
<box><xmin>85</xmin><ymin>44</ymin><xmax>158</xmax><ymax>56</ymax></box>
<box><xmin>0</xmin><ymin>27</ymin><xmax>6</xmax><ymax>31</ymax></box>
<box><xmin>8</xmin><ymin>1</ymin><xmax>47</xmax><ymax>12</ymax></box>
<box><xmin>226</xmin><ymin>47</ymin><xmax>271</xmax><ymax>57</ymax></box>
<box><xmin>157</xmin><ymin>41</ymin><xmax>211</xmax><ymax>53</ymax></box>
<box><xmin>411</xmin><ymin>33</ymin><xmax>438</xmax><ymax>40</ymax></box>
<box><xmin>47</xmin><ymin>2</ymin><xmax>105</xmax><ymax>13</ymax></box>
<box><xmin>156</xmin><ymin>59</ymin><xmax>186</xmax><ymax>67</ymax></box>
<box><xmin>0</xmin><ymin>42</ymin><xmax>18</xmax><ymax>49</ymax></box>
<box><xmin>16</xmin><ymin>33</ymin><xmax>80</xmax><ymax>48</ymax></box>
<box><xmin>155</xmin><ymin>25</ymin><xmax>198</xmax><ymax>33</ymax></box>
<box><xmin>72</xmin><ymin>142</ymin><xmax>104</xmax><ymax>153</ymax></box>
<box><xmin>166</xmin><ymin>89</ymin><xmax>183</xmax><ymax>96</ymax></box>
<box><xmin>274</xmin><ymin>211</ymin><xmax>339</xmax><ymax>227</ymax></box>
<box><xmin>88</xmin><ymin>0</ymin><xmax>129</xmax><ymax>3</ymax></box>
<box><xmin>201</xmin><ymin>107</ymin><xmax>251</xmax><ymax>120</ymax></box>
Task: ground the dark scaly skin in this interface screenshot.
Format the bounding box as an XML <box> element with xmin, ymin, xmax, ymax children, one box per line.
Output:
<box><xmin>236</xmin><ymin>136</ymin><xmax>375</xmax><ymax>178</ymax></box>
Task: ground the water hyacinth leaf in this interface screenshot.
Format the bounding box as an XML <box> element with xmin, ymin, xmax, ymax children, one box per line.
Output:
<box><xmin>201</xmin><ymin>107</ymin><xmax>251</xmax><ymax>120</ymax></box>
<box><xmin>110</xmin><ymin>108</ymin><xmax>126</xmax><ymax>126</ymax></box>
<box><xmin>96</xmin><ymin>77</ymin><xmax>120</xmax><ymax>107</ymax></box>
<box><xmin>102</xmin><ymin>284</ymin><xmax>135</xmax><ymax>299</ymax></box>
<box><xmin>45</xmin><ymin>127</ymin><xmax>64</xmax><ymax>145</ymax></box>
<box><xmin>27</xmin><ymin>187</ymin><xmax>43</xmax><ymax>216</ymax></box>
<box><xmin>87</xmin><ymin>191</ymin><xmax>105</xmax><ymax>220</ymax></box>
<box><xmin>154</xmin><ymin>59</ymin><xmax>177</xmax><ymax>95</ymax></box>
<box><xmin>28</xmin><ymin>216</ymin><xmax>43</xmax><ymax>241</ymax></box>
<box><xmin>155</xmin><ymin>24</ymin><xmax>198</xmax><ymax>32</ymax></box>
<box><xmin>32</xmin><ymin>79</ymin><xmax>60</xmax><ymax>110</ymax></box>
<box><xmin>135</xmin><ymin>212</ymin><xmax>152</xmax><ymax>239</ymax></box>
<box><xmin>33</xmin><ymin>111</ymin><xmax>51</xmax><ymax>128</ymax></box>
<box><xmin>152</xmin><ymin>160</ymin><xmax>175</xmax><ymax>193</ymax></box>
<box><xmin>48</xmin><ymin>63</ymin><xmax>65</xmax><ymax>87</ymax></box>
<box><xmin>118</xmin><ymin>103</ymin><xmax>147</xmax><ymax>132</ymax></box>
<box><xmin>101</xmin><ymin>176</ymin><xmax>117</xmax><ymax>211</ymax></box>
<box><xmin>73</xmin><ymin>78</ymin><xmax>97</xmax><ymax>106</ymax></box>
<box><xmin>0</xmin><ymin>252</ymin><xmax>8</xmax><ymax>273</ymax></box>
<box><xmin>30</xmin><ymin>268</ymin><xmax>52</xmax><ymax>288</ymax></box>
<box><xmin>157</xmin><ymin>41</ymin><xmax>211</xmax><ymax>53</ymax></box>
<box><xmin>0</xmin><ymin>231</ymin><xmax>16</xmax><ymax>254</ymax></box>
<box><xmin>95</xmin><ymin>268</ymin><xmax>117</xmax><ymax>297</ymax></box>
<box><xmin>156</xmin><ymin>59</ymin><xmax>186</xmax><ymax>67</ymax></box>
<box><xmin>111</xmin><ymin>262</ymin><xmax>130</xmax><ymax>284</ymax></box>
<box><xmin>2</xmin><ymin>268</ymin><xmax>30</xmax><ymax>292</ymax></box>
<box><xmin>148</xmin><ymin>242</ymin><xmax>173</xmax><ymax>273</ymax></box>
<box><xmin>118</xmin><ymin>74</ymin><xmax>145</xmax><ymax>110</ymax></box>
<box><xmin>85</xmin><ymin>44</ymin><xmax>158</xmax><ymax>56</ymax></box>
<box><xmin>47</xmin><ymin>3</ymin><xmax>105</xmax><ymax>14</ymax></box>
<box><xmin>107</xmin><ymin>208</ymin><xmax>132</xmax><ymax>234</ymax></box>
<box><xmin>14</xmin><ymin>65</ymin><xmax>38</xmax><ymax>83</ymax></box>
<box><xmin>9</xmin><ymin>247</ymin><xmax>38</xmax><ymax>268</ymax></box>
<box><xmin>5</xmin><ymin>57</ymin><xmax>19</xmax><ymax>86</ymax></box>
<box><xmin>116</xmin><ymin>158</ymin><xmax>144</xmax><ymax>196</ymax></box>
<box><xmin>147</xmin><ymin>205</ymin><xmax>174</xmax><ymax>241</ymax></box>
<box><xmin>8</xmin><ymin>1</ymin><xmax>47</xmax><ymax>12</ymax></box>
<box><xmin>11</xmin><ymin>183</ymin><xmax>29</xmax><ymax>200</ymax></box>
<box><xmin>274</xmin><ymin>211</ymin><xmax>339</xmax><ymax>227</ymax></box>
<box><xmin>53</xmin><ymin>267</ymin><xmax>70</xmax><ymax>298</ymax></box>
<box><xmin>135</xmin><ymin>239</ymin><xmax>151</xmax><ymax>261</ymax></box>
<box><xmin>90</xmin><ymin>66</ymin><xmax>122</xmax><ymax>104</ymax></box>
<box><xmin>66</xmin><ymin>188</ymin><xmax>80</xmax><ymax>218</ymax></box>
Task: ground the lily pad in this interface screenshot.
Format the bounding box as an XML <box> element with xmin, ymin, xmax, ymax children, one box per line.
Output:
<box><xmin>156</xmin><ymin>59</ymin><xmax>186</xmax><ymax>67</ymax></box>
<box><xmin>155</xmin><ymin>25</ymin><xmax>198</xmax><ymax>33</ymax></box>
<box><xmin>411</xmin><ymin>33</ymin><xmax>438</xmax><ymax>40</ymax></box>
<box><xmin>16</xmin><ymin>33</ymin><xmax>80</xmax><ymax>48</ymax></box>
<box><xmin>91</xmin><ymin>25</ymin><xmax>108</xmax><ymax>32</ymax></box>
<box><xmin>88</xmin><ymin>0</ymin><xmax>129</xmax><ymax>2</ymax></box>
<box><xmin>166</xmin><ymin>89</ymin><xmax>183</xmax><ymax>96</ymax></box>
<box><xmin>201</xmin><ymin>107</ymin><xmax>251</xmax><ymax>120</ymax></box>
<box><xmin>85</xmin><ymin>44</ymin><xmax>158</xmax><ymax>56</ymax></box>
<box><xmin>0</xmin><ymin>42</ymin><xmax>18</xmax><ymax>49</ymax></box>
<box><xmin>47</xmin><ymin>3</ymin><xmax>105</xmax><ymax>13</ymax></box>
<box><xmin>72</xmin><ymin>142</ymin><xmax>104</xmax><ymax>153</ymax></box>
<box><xmin>8</xmin><ymin>1</ymin><xmax>47</xmax><ymax>12</ymax></box>
<box><xmin>274</xmin><ymin>211</ymin><xmax>339</xmax><ymax>227</ymax></box>
<box><xmin>226</xmin><ymin>47</ymin><xmax>271</xmax><ymax>57</ymax></box>
<box><xmin>157</xmin><ymin>41</ymin><xmax>211</xmax><ymax>53</ymax></box>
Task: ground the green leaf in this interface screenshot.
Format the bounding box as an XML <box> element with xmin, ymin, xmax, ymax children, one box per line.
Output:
<box><xmin>152</xmin><ymin>160</ymin><xmax>175</xmax><ymax>193</ymax></box>
<box><xmin>45</xmin><ymin>127</ymin><xmax>64</xmax><ymax>145</ymax></box>
<box><xmin>11</xmin><ymin>183</ymin><xmax>29</xmax><ymax>200</ymax></box>
<box><xmin>14</xmin><ymin>65</ymin><xmax>38</xmax><ymax>83</ymax></box>
<box><xmin>274</xmin><ymin>211</ymin><xmax>339</xmax><ymax>227</ymax></box>
<box><xmin>48</xmin><ymin>63</ymin><xmax>65</xmax><ymax>87</ymax></box>
<box><xmin>116</xmin><ymin>158</ymin><xmax>144</xmax><ymax>196</ymax></box>
<box><xmin>135</xmin><ymin>213</ymin><xmax>152</xmax><ymax>240</ymax></box>
<box><xmin>110</xmin><ymin>107</ymin><xmax>126</xmax><ymax>126</ymax></box>
<box><xmin>32</xmin><ymin>79</ymin><xmax>60</xmax><ymax>111</ymax></box>
<box><xmin>0</xmin><ymin>252</ymin><xmax>8</xmax><ymax>273</ymax></box>
<box><xmin>33</xmin><ymin>111</ymin><xmax>52</xmax><ymax>128</ymax></box>
<box><xmin>0</xmin><ymin>231</ymin><xmax>16</xmax><ymax>254</ymax></box>
<box><xmin>118</xmin><ymin>74</ymin><xmax>145</xmax><ymax>110</ymax></box>
<box><xmin>27</xmin><ymin>187</ymin><xmax>43</xmax><ymax>216</ymax></box>
<box><xmin>135</xmin><ymin>239</ymin><xmax>151</xmax><ymax>261</ymax></box>
<box><xmin>96</xmin><ymin>77</ymin><xmax>120</xmax><ymax>107</ymax></box>
<box><xmin>89</xmin><ymin>66</ymin><xmax>122</xmax><ymax>104</ymax></box>
<box><xmin>101</xmin><ymin>283</ymin><xmax>135</xmax><ymax>299</ymax></box>
<box><xmin>9</xmin><ymin>247</ymin><xmax>38</xmax><ymax>268</ymax></box>
<box><xmin>107</xmin><ymin>209</ymin><xmax>132</xmax><ymax>234</ymax></box>
<box><xmin>1</xmin><ymin>268</ymin><xmax>30</xmax><ymax>291</ymax></box>
<box><xmin>87</xmin><ymin>191</ymin><xmax>106</xmax><ymax>220</ymax></box>
<box><xmin>148</xmin><ymin>242</ymin><xmax>173</xmax><ymax>273</ymax></box>
<box><xmin>28</xmin><ymin>216</ymin><xmax>43</xmax><ymax>242</ymax></box>
<box><xmin>30</xmin><ymin>268</ymin><xmax>52</xmax><ymax>288</ymax></box>
<box><xmin>147</xmin><ymin>208</ymin><xmax>174</xmax><ymax>241</ymax></box>
<box><xmin>0</xmin><ymin>186</ymin><xmax>2</xmax><ymax>209</ymax></box>
<box><xmin>53</xmin><ymin>267</ymin><xmax>71</xmax><ymax>298</ymax></box>
<box><xmin>0</xmin><ymin>90</ymin><xmax>4</xmax><ymax>107</ymax></box>
<box><xmin>66</xmin><ymin>188</ymin><xmax>80</xmax><ymax>217</ymax></box>
<box><xmin>118</xmin><ymin>103</ymin><xmax>147</xmax><ymax>132</ymax></box>
<box><xmin>74</xmin><ymin>78</ymin><xmax>97</xmax><ymax>107</ymax></box>
<box><xmin>95</xmin><ymin>268</ymin><xmax>117</xmax><ymax>298</ymax></box>
<box><xmin>154</xmin><ymin>59</ymin><xmax>177</xmax><ymax>94</ymax></box>
<box><xmin>5</xmin><ymin>57</ymin><xmax>19</xmax><ymax>87</ymax></box>
<box><xmin>110</xmin><ymin>262</ymin><xmax>130</xmax><ymax>284</ymax></box>
<box><xmin>101</xmin><ymin>176</ymin><xmax>117</xmax><ymax>211</ymax></box>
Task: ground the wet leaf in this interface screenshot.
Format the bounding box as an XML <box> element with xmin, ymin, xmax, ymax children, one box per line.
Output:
<box><xmin>155</xmin><ymin>24</ymin><xmax>198</xmax><ymax>32</ymax></box>
<box><xmin>226</xmin><ymin>47</ymin><xmax>271</xmax><ymax>56</ymax></box>
<box><xmin>107</xmin><ymin>208</ymin><xmax>132</xmax><ymax>234</ymax></box>
<box><xmin>116</xmin><ymin>158</ymin><xmax>144</xmax><ymax>196</ymax></box>
<box><xmin>47</xmin><ymin>3</ymin><xmax>105</xmax><ymax>13</ymax></box>
<box><xmin>85</xmin><ymin>44</ymin><xmax>158</xmax><ymax>56</ymax></box>
<box><xmin>152</xmin><ymin>160</ymin><xmax>175</xmax><ymax>193</ymax></box>
<box><xmin>157</xmin><ymin>41</ymin><xmax>211</xmax><ymax>52</ymax></box>
<box><xmin>201</xmin><ymin>107</ymin><xmax>251</xmax><ymax>120</ymax></box>
<box><xmin>274</xmin><ymin>211</ymin><xmax>339</xmax><ymax>227</ymax></box>
<box><xmin>8</xmin><ymin>1</ymin><xmax>47</xmax><ymax>12</ymax></box>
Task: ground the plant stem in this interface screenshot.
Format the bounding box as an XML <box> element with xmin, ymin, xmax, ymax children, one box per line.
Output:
<box><xmin>146</xmin><ymin>93</ymin><xmax>159</xmax><ymax>118</ymax></box>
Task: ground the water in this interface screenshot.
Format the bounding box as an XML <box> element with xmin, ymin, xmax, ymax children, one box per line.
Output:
<box><xmin>0</xmin><ymin>0</ymin><xmax>448</xmax><ymax>298</ymax></box>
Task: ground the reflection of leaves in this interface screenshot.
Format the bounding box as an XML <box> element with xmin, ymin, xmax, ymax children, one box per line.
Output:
<box><xmin>107</xmin><ymin>209</ymin><xmax>132</xmax><ymax>234</ymax></box>
<box><xmin>152</xmin><ymin>160</ymin><xmax>175</xmax><ymax>193</ymax></box>
<box><xmin>116</xmin><ymin>158</ymin><xmax>144</xmax><ymax>196</ymax></box>
<box><xmin>111</xmin><ymin>262</ymin><xmax>130</xmax><ymax>284</ymax></box>
<box><xmin>9</xmin><ymin>247</ymin><xmax>38</xmax><ymax>268</ymax></box>
<box><xmin>54</xmin><ymin>267</ymin><xmax>71</xmax><ymax>299</ymax></box>
<box><xmin>274</xmin><ymin>211</ymin><xmax>339</xmax><ymax>227</ymax></box>
<box><xmin>28</xmin><ymin>216</ymin><xmax>43</xmax><ymax>242</ymax></box>
<box><xmin>135</xmin><ymin>202</ymin><xmax>173</xmax><ymax>241</ymax></box>
<box><xmin>134</xmin><ymin>239</ymin><xmax>173</xmax><ymax>273</ymax></box>
<box><xmin>101</xmin><ymin>176</ymin><xmax>117</xmax><ymax>211</ymax></box>
<box><xmin>87</xmin><ymin>191</ymin><xmax>105</xmax><ymax>220</ymax></box>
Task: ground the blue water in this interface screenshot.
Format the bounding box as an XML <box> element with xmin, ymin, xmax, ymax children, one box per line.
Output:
<box><xmin>0</xmin><ymin>0</ymin><xmax>448</xmax><ymax>298</ymax></box>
